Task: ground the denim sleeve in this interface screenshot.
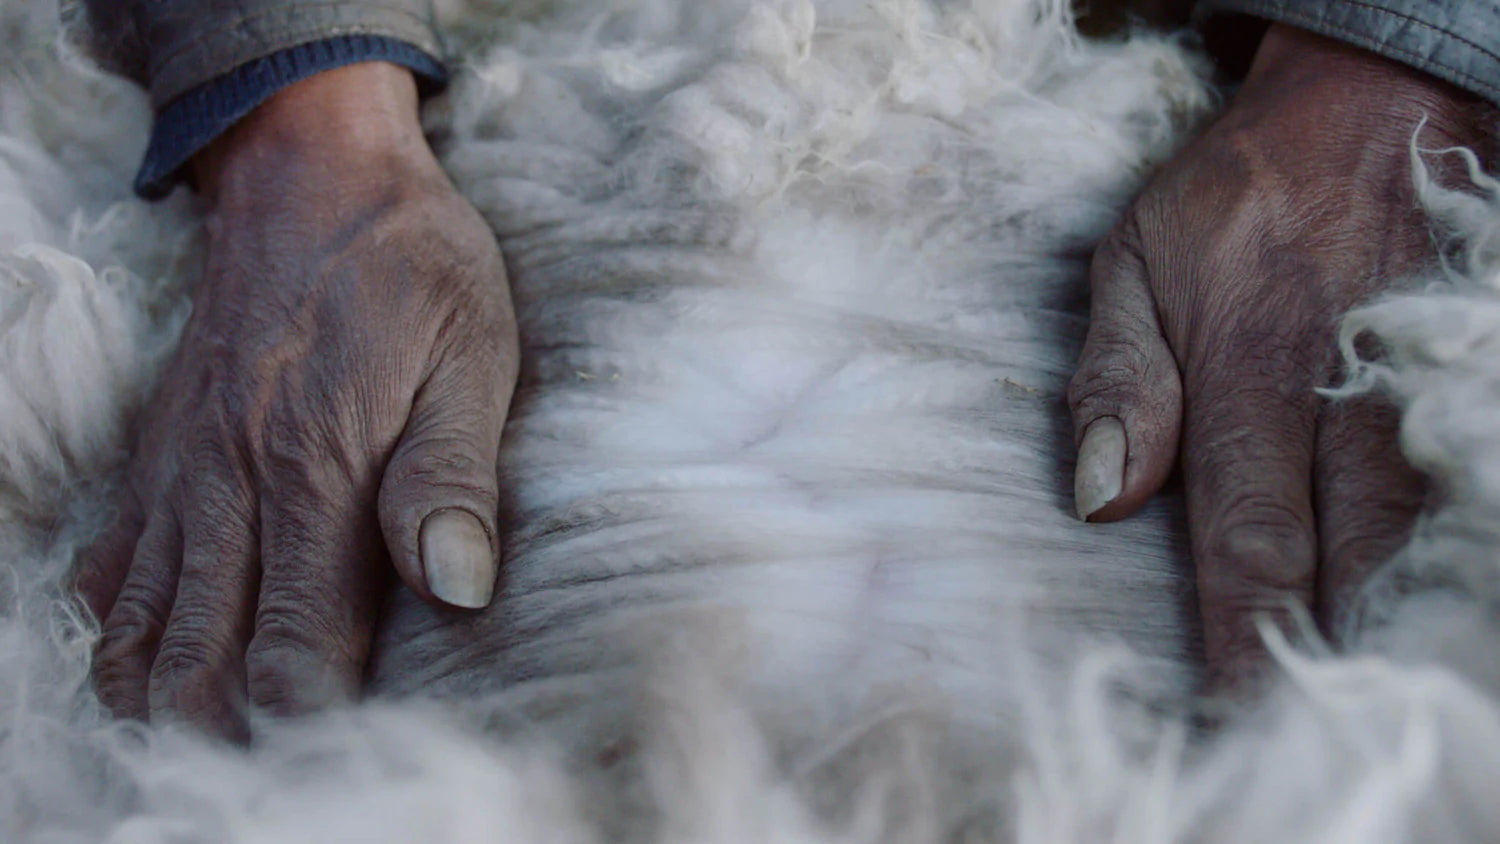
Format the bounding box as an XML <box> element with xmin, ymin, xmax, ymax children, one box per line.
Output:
<box><xmin>82</xmin><ymin>0</ymin><xmax>449</xmax><ymax>199</ymax></box>
<box><xmin>1196</xmin><ymin>0</ymin><xmax>1500</xmax><ymax>103</ymax></box>
<box><xmin>135</xmin><ymin>35</ymin><xmax>448</xmax><ymax>199</ymax></box>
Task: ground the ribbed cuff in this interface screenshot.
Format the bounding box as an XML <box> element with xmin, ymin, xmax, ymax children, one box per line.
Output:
<box><xmin>135</xmin><ymin>35</ymin><xmax>448</xmax><ymax>200</ymax></box>
<box><xmin>1196</xmin><ymin>0</ymin><xmax>1500</xmax><ymax>104</ymax></box>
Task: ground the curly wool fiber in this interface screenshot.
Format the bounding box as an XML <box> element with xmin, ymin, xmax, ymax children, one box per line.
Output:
<box><xmin>0</xmin><ymin>1</ymin><xmax>1497</xmax><ymax>842</ymax></box>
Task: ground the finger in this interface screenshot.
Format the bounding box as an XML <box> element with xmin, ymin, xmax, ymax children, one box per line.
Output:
<box><xmin>94</xmin><ymin>509</ymin><xmax>182</xmax><ymax>722</ymax></box>
<box><xmin>378</xmin><ymin>347</ymin><xmax>513</xmax><ymax>610</ymax></box>
<box><xmin>1314</xmin><ymin>394</ymin><xmax>1425</xmax><ymax>642</ymax></box>
<box><xmin>1183</xmin><ymin>342</ymin><xmax>1320</xmax><ymax>689</ymax></box>
<box><xmin>246</xmin><ymin>460</ymin><xmax>386</xmax><ymax>718</ymax></box>
<box><xmin>148</xmin><ymin>478</ymin><xmax>260</xmax><ymax>742</ymax></box>
<box><xmin>73</xmin><ymin>496</ymin><xmax>146</xmax><ymax>626</ymax></box>
<box><xmin>1068</xmin><ymin>220</ymin><xmax>1184</xmax><ymax>522</ymax></box>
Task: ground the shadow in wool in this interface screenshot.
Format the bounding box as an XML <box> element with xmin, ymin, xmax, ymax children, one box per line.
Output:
<box><xmin>0</xmin><ymin>0</ymin><xmax>1498</xmax><ymax>841</ymax></box>
<box><xmin>374</xmin><ymin>0</ymin><xmax>1203</xmax><ymax>701</ymax></box>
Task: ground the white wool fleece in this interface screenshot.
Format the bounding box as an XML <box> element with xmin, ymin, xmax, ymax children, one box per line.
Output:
<box><xmin>0</xmin><ymin>0</ymin><xmax>1497</xmax><ymax>842</ymax></box>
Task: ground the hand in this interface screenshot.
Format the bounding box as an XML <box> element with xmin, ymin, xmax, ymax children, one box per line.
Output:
<box><xmin>1068</xmin><ymin>25</ymin><xmax>1496</xmax><ymax>686</ymax></box>
<box><xmin>74</xmin><ymin>63</ymin><xmax>519</xmax><ymax>738</ymax></box>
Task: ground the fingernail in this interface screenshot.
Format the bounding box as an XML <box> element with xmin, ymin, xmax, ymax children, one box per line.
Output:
<box><xmin>420</xmin><ymin>509</ymin><xmax>495</xmax><ymax>609</ymax></box>
<box><xmin>1075</xmin><ymin>417</ymin><xmax>1127</xmax><ymax>521</ymax></box>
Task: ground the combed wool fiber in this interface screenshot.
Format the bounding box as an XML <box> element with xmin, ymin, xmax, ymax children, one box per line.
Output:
<box><xmin>1</xmin><ymin>0</ymin><xmax>1499</xmax><ymax>840</ymax></box>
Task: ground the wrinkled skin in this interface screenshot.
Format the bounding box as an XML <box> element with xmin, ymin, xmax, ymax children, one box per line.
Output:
<box><xmin>1070</xmin><ymin>24</ymin><xmax>1498</xmax><ymax>686</ymax></box>
<box><xmin>74</xmin><ymin>63</ymin><xmax>519</xmax><ymax>739</ymax></box>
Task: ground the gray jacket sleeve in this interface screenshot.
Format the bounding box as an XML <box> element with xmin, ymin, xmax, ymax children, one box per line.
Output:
<box><xmin>1197</xmin><ymin>0</ymin><xmax>1500</xmax><ymax>103</ymax></box>
<box><xmin>84</xmin><ymin>0</ymin><xmax>447</xmax><ymax>111</ymax></box>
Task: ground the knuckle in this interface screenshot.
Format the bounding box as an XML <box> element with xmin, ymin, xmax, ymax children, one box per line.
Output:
<box><xmin>1196</xmin><ymin>320</ymin><xmax>1304</xmax><ymax>371</ymax></box>
<box><xmin>185</xmin><ymin>479</ymin><xmax>257</xmax><ymax>528</ymax></box>
<box><xmin>185</xmin><ymin>425</ymin><xmax>254</xmax><ymax>478</ymax></box>
<box><xmin>95</xmin><ymin>673</ymin><xmax>147</xmax><ymax>721</ymax></box>
<box><xmin>1183</xmin><ymin>291</ymin><xmax>1327</xmax><ymax>379</ymax></box>
<box><xmin>184</xmin><ymin>427</ymin><xmax>238</xmax><ymax>471</ymax></box>
<box><xmin>1210</xmin><ymin>493</ymin><xmax>1311</xmax><ymax>541</ymax></box>
<box><xmin>93</xmin><ymin>629</ymin><xmax>145</xmax><ymax>678</ymax></box>
<box><xmin>94</xmin><ymin>625</ymin><xmax>154</xmax><ymax>719</ymax></box>
<box><xmin>1320</xmin><ymin>477</ymin><xmax>1424</xmax><ymax>535</ymax></box>
<box><xmin>148</xmin><ymin>634</ymin><xmax>230</xmax><ymax>699</ymax></box>
<box><xmin>251</xmin><ymin>599</ymin><xmax>356</xmax><ymax>670</ymax></box>
<box><xmin>243</xmin><ymin>655</ymin><xmax>298</xmax><ymax>713</ymax></box>
<box><xmin>244</xmin><ymin>649</ymin><xmax>307</xmax><ymax>714</ymax></box>
<box><xmin>259</xmin><ymin>420</ymin><xmax>381</xmax><ymax>495</ymax></box>
<box><xmin>102</xmin><ymin>586</ymin><xmax>171</xmax><ymax>644</ymax></box>
<box><xmin>1068</xmin><ymin>358</ymin><xmax>1146</xmax><ymax>410</ymax></box>
<box><xmin>387</xmin><ymin>438</ymin><xmax>497</xmax><ymax>500</ymax></box>
<box><xmin>1069</xmin><ymin>355</ymin><xmax>1180</xmax><ymax>427</ymax></box>
<box><xmin>99</xmin><ymin>618</ymin><xmax>153</xmax><ymax>663</ymax></box>
<box><xmin>1323</xmin><ymin>532</ymin><xmax>1407</xmax><ymax>580</ymax></box>
<box><xmin>1188</xmin><ymin>382</ymin><xmax>1315</xmax><ymax>444</ymax></box>
<box><xmin>1201</xmin><ymin>496</ymin><xmax>1316</xmax><ymax>591</ymax></box>
<box><xmin>1320</xmin><ymin>499</ymin><xmax>1421</xmax><ymax>580</ymax></box>
<box><xmin>245</xmin><ymin>640</ymin><xmax>356</xmax><ymax>716</ymax></box>
<box><xmin>259</xmin><ymin>426</ymin><xmax>319</xmax><ymax>479</ymax></box>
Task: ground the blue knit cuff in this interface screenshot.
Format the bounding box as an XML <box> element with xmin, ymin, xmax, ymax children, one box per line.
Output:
<box><xmin>135</xmin><ymin>35</ymin><xmax>448</xmax><ymax>200</ymax></box>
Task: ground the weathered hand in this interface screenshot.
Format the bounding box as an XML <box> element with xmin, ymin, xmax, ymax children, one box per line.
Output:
<box><xmin>1068</xmin><ymin>25</ymin><xmax>1496</xmax><ymax>686</ymax></box>
<box><xmin>74</xmin><ymin>63</ymin><xmax>519</xmax><ymax>737</ymax></box>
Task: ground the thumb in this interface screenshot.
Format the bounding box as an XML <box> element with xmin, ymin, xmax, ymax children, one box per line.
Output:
<box><xmin>379</xmin><ymin>352</ymin><xmax>513</xmax><ymax>610</ymax></box>
<box><xmin>1067</xmin><ymin>221</ymin><xmax>1182</xmax><ymax>522</ymax></box>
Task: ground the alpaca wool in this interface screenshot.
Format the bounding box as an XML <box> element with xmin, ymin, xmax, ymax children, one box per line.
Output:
<box><xmin>1</xmin><ymin>0</ymin><xmax>1499</xmax><ymax>841</ymax></box>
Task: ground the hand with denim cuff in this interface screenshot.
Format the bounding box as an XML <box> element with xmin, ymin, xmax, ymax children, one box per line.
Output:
<box><xmin>73</xmin><ymin>62</ymin><xmax>519</xmax><ymax>738</ymax></box>
<box><xmin>1069</xmin><ymin>24</ymin><xmax>1497</xmax><ymax>687</ymax></box>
